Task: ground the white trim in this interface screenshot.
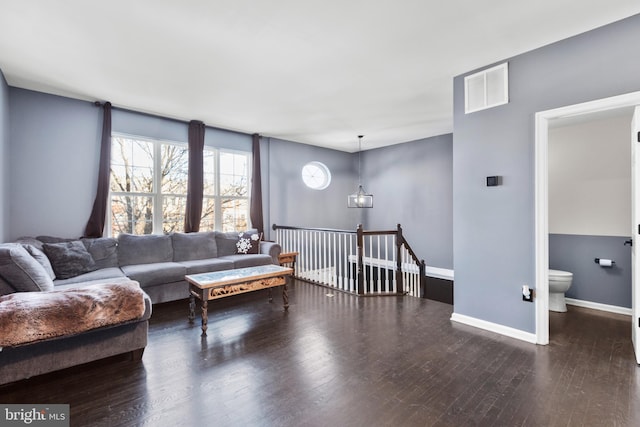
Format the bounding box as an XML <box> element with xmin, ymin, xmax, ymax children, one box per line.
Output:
<box><xmin>425</xmin><ymin>266</ymin><xmax>454</xmax><ymax>281</ymax></box>
<box><xmin>534</xmin><ymin>113</ymin><xmax>550</xmax><ymax>345</ymax></box>
<box><xmin>565</xmin><ymin>298</ymin><xmax>632</xmax><ymax>316</ymax></box>
<box><xmin>450</xmin><ymin>313</ymin><xmax>537</xmax><ymax>344</ymax></box>
<box><xmin>534</xmin><ymin>90</ymin><xmax>640</xmax><ymax>346</ymax></box>
<box><xmin>346</xmin><ymin>254</ymin><xmax>454</xmax><ymax>280</ymax></box>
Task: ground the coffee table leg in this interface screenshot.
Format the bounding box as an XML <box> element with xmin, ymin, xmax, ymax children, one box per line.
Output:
<box><xmin>188</xmin><ymin>295</ymin><xmax>195</xmax><ymax>324</ymax></box>
<box><xmin>283</xmin><ymin>282</ymin><xmax>289</xmax><ymax>311</ymax></box>
<box><xmin>201</xmin><ymin>299</ymin><xmax>208</xmax><ymax>336</ymax></box>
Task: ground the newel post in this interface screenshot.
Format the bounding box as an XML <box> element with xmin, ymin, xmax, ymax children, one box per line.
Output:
<box><xmin>419</xmin><ymin>259</ymin><xmax>426</xmax><ymax>298</ymax></box>
<box><xmin>357</xmin><ymin>224</ymin><xmax>364</xmax><ymax>295</ymax></box>
<box><xmin>396</xmin><ymin>224</ymin><xmax>404</xmax><ymax>294</ymax></box>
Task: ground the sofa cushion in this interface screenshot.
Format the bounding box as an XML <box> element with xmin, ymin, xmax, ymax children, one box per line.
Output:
<box><xmin>236</xmin><ymin>231</ymin><xmax>262</xmax><ymax>254</ymax></box>
<box><xmin>53</xmin><ymin>267</ymin><xmax>127</xmax><ymax>287</ymax></box>
<box><xmin>14</xmin><ymin>236</ymin><xmax>44</xmax><ymax>251</ymax></box>
<box><xmin>0</xmin><ymin>276</ymin><xmax>15</xmax><ymax>296</ymax></box>
<box><xmin>219</xmin><ymin>254</ymin><xmax>273</xmax><ymax>269</ymax></box>
<box><xmin>120</xmin><ymin>262</ymin><xmax>186</xmax><ymax>288</ymax></box>
<box><xmin>22</xmin><ymin>244</ymin><xmax>56</xmax><ymax>280</ymax></box>
<box><xmin>36</xmin><ymin>235</ymin><xmax>75</xmax><ymax>244</ymax></box>
<box><xmin>118</xmin><ymin>234</ymin><xmax>173</xmax><ymax>266</ymax></box>
<box><xmin>0</xmin><ymin>243</ymin><xmax>54</xmax><ymax>292</ymax></box>
<box><xmin>81</xmin><ymin>237</ymin><xmax>119</xmax><ymax>269</ymax></box>
<box><xmin>54</xmin><ymin>275</ymin><xmax>138</xmax><ymax>291</ymax></box>
<box><xmin>43</xmin><ymin>241</ymin><xmax>98</xmax><ymax>280</ymax></box>
<box><xmin>178</xmin><ymin>258</ymin><xmax>234</xmax><ymax>275</ymax></box>
<box><xmin>215</xmin><ymin>231</ymin><xmax>240</xmax><ymax>256</ymax></box>
<box><xmin>172</xmin><ymin>232</ymin><xmax>217</xmax><ymax>261</ymax></box>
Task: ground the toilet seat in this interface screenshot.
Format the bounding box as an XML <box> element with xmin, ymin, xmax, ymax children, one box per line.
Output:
<box><xmin>549</xmin><ymin>269</ymin><xmax>572</xmax><ymax>282</ymax></box>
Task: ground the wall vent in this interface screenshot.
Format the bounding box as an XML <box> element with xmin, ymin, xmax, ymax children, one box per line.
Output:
<box><xmin>464</xmin><ymin>62</ymin><xmax>508</xmax><ymax>114</ymax></box>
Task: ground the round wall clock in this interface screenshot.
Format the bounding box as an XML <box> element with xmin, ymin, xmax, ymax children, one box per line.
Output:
<box><xmin>301</xmin><ymin>161</ymin><xmax>331</xmax><ymax>190</ymax></box>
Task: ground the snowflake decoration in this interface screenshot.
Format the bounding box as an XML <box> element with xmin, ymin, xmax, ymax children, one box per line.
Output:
<box><xmin>236</xmin><ymin>237</ymin><xmax>252</xmax><ymax>254</ymax></box>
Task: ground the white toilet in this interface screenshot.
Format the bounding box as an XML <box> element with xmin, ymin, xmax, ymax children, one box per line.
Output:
<box><xmin>548</xmin><ymin>269</ymin><xmax>573</xmax><ymax>312</ymax></box>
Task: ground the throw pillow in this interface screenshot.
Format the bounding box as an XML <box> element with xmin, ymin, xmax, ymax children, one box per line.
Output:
<box><xmin>22</xmin><ymin>244</ymin><xmax>56</xmax><ymax>280</ymax></box>
<box><xmin>43</xmin><ymin>241</ymin><xmax>98</xmax><ymax>280</ymax></box>
<box><xmin>236</xmin><ymin>231</ymin><xmax>262</xmax><ymax>254</ymax></box>
<box><xmin>0</xmin><ymin>243</ymin><xmax>54</xmax><ymax>292</ymax></box>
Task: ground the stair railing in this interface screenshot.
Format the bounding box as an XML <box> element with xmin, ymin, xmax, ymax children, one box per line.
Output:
<box><xmin>272</xmin><ymin>224</ymin><xmax>426</xmax><ymax>297</ymax></box>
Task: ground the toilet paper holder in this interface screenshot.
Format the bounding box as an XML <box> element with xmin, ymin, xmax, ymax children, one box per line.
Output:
<box><xmin>594</xmin><ymin>258</ymin><xmax>615</xmax><ymax>266</ymax></box>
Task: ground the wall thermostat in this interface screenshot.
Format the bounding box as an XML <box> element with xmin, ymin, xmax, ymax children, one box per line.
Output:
<box><xmin>486</xmin><ymin>176</ymin><xmax>501</xmax><ymax>187</ymax></box>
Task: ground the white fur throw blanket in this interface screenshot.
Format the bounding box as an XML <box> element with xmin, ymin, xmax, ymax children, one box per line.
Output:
<box><xmin>0</xmin><ymin>281</ymin><xmax>146</xmax><ymax>347</ymax></box>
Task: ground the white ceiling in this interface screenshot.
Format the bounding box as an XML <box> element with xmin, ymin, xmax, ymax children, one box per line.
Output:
<box><xmin>1</xmin><ymin>1</ymin><xmax>639</xmax><ymax>152</ymax></box>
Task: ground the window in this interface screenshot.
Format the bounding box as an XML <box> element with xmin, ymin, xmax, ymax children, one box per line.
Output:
<box><xmin>301</xmin><ymin>161</ymin><xmax>331</xmax><ymax>190</ymax></box>
<box><xmin>109</xmin><ymin>134</ymin><xmax>250</xmax><ymax>236</ymax></box>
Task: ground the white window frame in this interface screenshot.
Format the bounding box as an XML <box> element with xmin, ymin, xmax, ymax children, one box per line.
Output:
<box><xmin>203</xmin><ymin>147</ymin><xmax>252</xmax><ymax>233</ymax></box>
<box><xmin>108</xmin><ymin>133</ymin><xmax>252</xmax><ymax>236</ymax></box>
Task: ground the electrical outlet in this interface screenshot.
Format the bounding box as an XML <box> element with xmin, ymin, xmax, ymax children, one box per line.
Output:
<box><xmin>522</xmin><ymin>285</ymin><xmax>533</xmax><ymax>302</ymax></box>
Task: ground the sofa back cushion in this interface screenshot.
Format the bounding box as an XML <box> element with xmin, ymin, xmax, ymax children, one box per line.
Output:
<box><xmin>172</xmin><ymin>232</ymin><xmax>217</xmax><ymax>261</ymax></box>
<box><xmin>215</xmin><ymin>231</ymin><xmax>240</xmax><ymax>256</ymax></box>
<box><xmin>81</xmin><ymin>237</ymin><xmax>119</xmax><ymax>269</ymax></box>
<box><xmin>0</xmin><ymin>243</ymin><xmax>54</xmax><ymax>292</ymax></box>
<box><xmin>118</xmin><ymin>233</ymin><xmax>173</xmax><ymax>266</ymax></box>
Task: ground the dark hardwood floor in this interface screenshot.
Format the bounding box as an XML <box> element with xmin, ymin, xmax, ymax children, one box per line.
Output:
<box><xmin>1</xmin><ymin>280</ymin><xmax>639</xmax><ymax>426</ymax></box>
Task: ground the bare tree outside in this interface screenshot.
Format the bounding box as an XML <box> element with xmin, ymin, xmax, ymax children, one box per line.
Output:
<box><xmin>110</xmin><ymin>136</ymin><xmax>250</xmax><ymax>236</ymax></box>
<box><xmin>110</xmin><ymin>137</ymin><xmax>154</xmax><ymax>235</ymax></box>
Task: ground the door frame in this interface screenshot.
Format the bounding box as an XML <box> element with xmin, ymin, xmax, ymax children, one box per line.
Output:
<box><xmin>534</xmin><ymin>90</ymin><xmax>640</xmax><ymax>345</ymax></box>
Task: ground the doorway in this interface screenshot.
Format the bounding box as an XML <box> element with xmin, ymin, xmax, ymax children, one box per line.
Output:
<box><xmin>534</xmin><ymin>91</ymin><xmax>640</xmax><ymax>347</ymax></box>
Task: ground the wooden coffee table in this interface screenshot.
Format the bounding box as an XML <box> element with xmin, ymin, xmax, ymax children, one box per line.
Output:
<box><xmin>186</xmin><ymin>264</ymin><xmax>293</xmax><ymax>336</ymax></box>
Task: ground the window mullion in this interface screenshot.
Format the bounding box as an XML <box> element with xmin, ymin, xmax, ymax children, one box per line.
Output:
<box><xmin>153</xmin><ymin>142</ymin><xmax>162</xmax><ymax>234</ymax></box>
<box><xmin>214</xmin><ymin>149</ymin><xmax>222</xmax><ymax>231</ymax></box>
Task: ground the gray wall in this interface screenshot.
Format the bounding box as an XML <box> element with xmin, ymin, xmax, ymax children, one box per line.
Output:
<box><xmin>268</xmin><ymin>135</ymin><xmax>454</xmax><ymax>270</ymax></box>
<box><xmin>550</xmin><ymin>234</ymin><xmax>631</xmax><ymax>308</ymax></box>
<box><xmin>5</xmin><ymin>86</ymin><xmax>454</xmax><ymax>266</ymax></box>
<box><xmin>268</xmin><ymin>137</ymin><xmax>361</xmax><ymax>231</ymax></box>
<box><xmin>362</xmin><ymin>134</ymin><xmax>453</xmax><ymax>269</ymax></box>
<box><xmin>6</xmin><ymin>89</ymin><xmax>259</xmax><ymax>241</ymax></box>
<box><xmin>9</xmin><ymin>88</ymin><xmax>102</xmax><ymax>240</ymax></box>
<box><xmin>0</xmin><ymin>70</ymin><xmax>8</xmax><ymax>242</ymax></box>
<box><xmin>453</xmin><ymin>14</ymin><xmax>640</xmax><ymax>333</ymax></box>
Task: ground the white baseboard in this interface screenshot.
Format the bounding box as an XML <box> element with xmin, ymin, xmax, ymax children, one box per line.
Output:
<box><xmin>565</xmin><ymin>298</ymin><xmax>632</xmax><ymax>316</ymax></box>
<box><xmin>450</xmin><ymin>313</ymin><xmax>537</xmax><ymax>344</ymax></box>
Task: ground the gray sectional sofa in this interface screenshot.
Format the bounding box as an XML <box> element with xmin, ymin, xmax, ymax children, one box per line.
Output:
<box><xmin>0</xmin><ymin>230</ymin><xmax>281</xmax><ymax>385</ymax></box>
<box><xmin>38</xmin><ymin>230</ymin><xmax>281</xmax><ymax>304</ymax></box>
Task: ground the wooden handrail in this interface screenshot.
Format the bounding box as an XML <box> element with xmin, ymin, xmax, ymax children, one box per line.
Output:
<box><xmin>273</xmin><ymin>224</ymin><xmax>356</xmax><ymax>234</ymax></box>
